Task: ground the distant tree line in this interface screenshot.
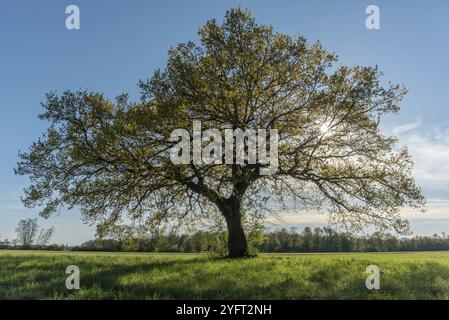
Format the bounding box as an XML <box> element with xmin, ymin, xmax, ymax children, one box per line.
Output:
<box><xmin>259</xmin><ymin>227</ymin><xmax>449</xmax><ymax>252</ymax></box>
<box><xmin>71</xmin><ymin>231</ymin><xmax>224</xmax><ymax>253</ymax></box>
<box><xmin>69</xmin><ymin>227</ymin><xmax>449</xmax><ymax>253</ymax></box>
<box><xmin>3</xmin><ymin>225</ymin><xmax>449</xmax><ymax>253</ymax></box>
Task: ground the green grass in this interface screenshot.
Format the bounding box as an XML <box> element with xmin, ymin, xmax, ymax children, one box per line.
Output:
<box><xmin>1</xmin><ymin>250</ymin><xmax>449</xmax><ymax>299</ymax></box>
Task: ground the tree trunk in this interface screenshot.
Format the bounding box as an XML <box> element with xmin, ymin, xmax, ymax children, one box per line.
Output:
<box><xmin>223</xmin><ymin>200</ymin><xmax>248</xmax><ymax>258</ymax></box>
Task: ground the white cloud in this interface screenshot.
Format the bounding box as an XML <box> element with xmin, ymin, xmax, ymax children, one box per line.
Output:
<box><xmin>392</xmin><ymin>119</ymin><xmax>422</xmax><ymax>135</ymax></box>
<box><xmin>393</xmin><ymin>121</ymin><xmax>449</xmax><ymax>190</ymax></box>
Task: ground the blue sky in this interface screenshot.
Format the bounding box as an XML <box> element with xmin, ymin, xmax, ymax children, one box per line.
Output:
<box><xmin>1</xmin><ymin>0</ymin><xmax>449</xmax><ymax>245</ymax></box>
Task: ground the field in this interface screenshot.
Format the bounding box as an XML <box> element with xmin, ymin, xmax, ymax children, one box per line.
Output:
<box><xmin>1</xmin><ymin>250</ymin><xmax>449</xmax><ymax>299</ymax></box>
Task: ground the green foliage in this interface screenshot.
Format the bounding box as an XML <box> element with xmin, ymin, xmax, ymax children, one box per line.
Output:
<box><xmin>16</xmin><ymin>8</ymin><xmax>425</xmax><ymax>257</ymax></box>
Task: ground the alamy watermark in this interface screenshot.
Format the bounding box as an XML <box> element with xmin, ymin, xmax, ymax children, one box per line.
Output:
<box><xmin>169</xmin><ymin>121</ymin><xmax>279</xmax><ymax>175</ymax></box>
<box><xmin>365</xmin><ymin>265</ymin><xmax>380</xmax><ymax>290</ymax></box>
<box><xmin>64</xmin><ymin>5</ymin><xmax>379</xmax><ymax>31</ymax></box>
<box><xmin>65</xmin><ymin>5</ymin><xmax>80</xmax><ymax>30</ymax></box>
<box><xmin>365</xmin><ymin>5</ymin><xmax>380</xmax><ymax>30</ymax></box>
<box><xmin>65</xmin><ymin>265</ymin><xmax>80</xmax><ymax>290</ymax></box>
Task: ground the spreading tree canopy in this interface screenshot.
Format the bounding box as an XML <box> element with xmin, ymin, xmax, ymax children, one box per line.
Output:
<box><xmin>16</xmin><ymin>8</ymin><xmax>425</xmax><ymax>257</ymax></box>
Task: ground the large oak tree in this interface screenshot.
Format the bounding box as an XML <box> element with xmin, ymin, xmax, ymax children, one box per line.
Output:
<box><xmin>16</xmin><ymin>8</ymin><xmax>424</xmax><ymax>257</ymax></box>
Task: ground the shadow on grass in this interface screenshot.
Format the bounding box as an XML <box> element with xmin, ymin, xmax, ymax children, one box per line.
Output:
<box><xmin>1</xmin><ymin>253</ymin><xmax>449</xmax><ymax>299</ymax></box>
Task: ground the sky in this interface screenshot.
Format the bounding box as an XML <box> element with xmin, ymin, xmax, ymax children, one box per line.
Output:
<box><xmin>0</xmin><ymin>0</ymin><xmax>449</xmax><ymax>245</ymax></box>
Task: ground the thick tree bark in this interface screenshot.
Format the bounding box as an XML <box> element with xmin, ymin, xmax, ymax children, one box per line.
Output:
<box><xmin>223</xmin><ymin>199</ymin><xmax>248</xmax><ymax>258</ymax></box>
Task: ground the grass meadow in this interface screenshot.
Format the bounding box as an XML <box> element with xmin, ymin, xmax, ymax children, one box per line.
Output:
<box><xmin>1</xmin><ymin>250</ymin><xmax>449</xmax><ymax>299</ymax></box>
